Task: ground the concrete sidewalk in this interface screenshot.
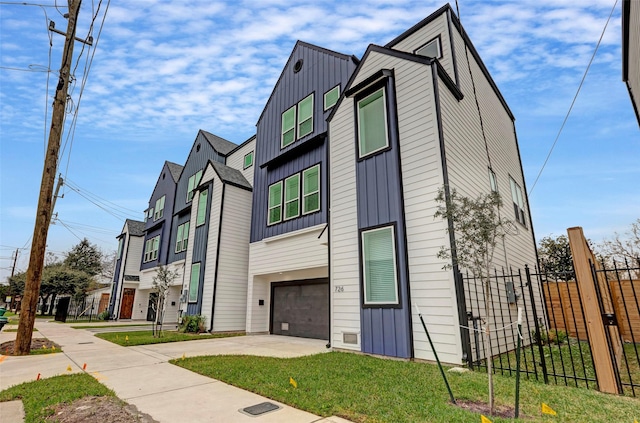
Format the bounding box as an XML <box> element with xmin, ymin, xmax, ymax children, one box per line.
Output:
<box><xmin>0</xmin><ymin>321</ymin><xmax>351</xmax><ymax>423</ymax></box>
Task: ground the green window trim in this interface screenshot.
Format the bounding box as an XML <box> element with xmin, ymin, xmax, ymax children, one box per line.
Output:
<box><xmin>489</xmin><ymin>168</ymin><xmax>498</xmax><ymax>192</ymax></box>
<box><xmin>144</xmin><ymin>235</ymin><xmax>160</xmax><ymax>263</ymax></box>
<box><xmin>188</xmin><ymin>263</ymin><xmax>200</xmax><ymax>303</ymax></box>
<box><xmin>324</xmin><ymin>85</ymin><xmax>340</xmax><ymax>110</ymax></box>
<box><xmin>302</xmin><ymin>164</ymin><xmax>320</xmax><ymax>215</ymax></box>
<box><xmin>283</xmin><ymin>174</ymin><xmax>300</xmax><ymax>221</ymax></box>
<box><xmin>146</xmin><ymin>208</ymin><xmax>153</xmax><ymax>222</ymax></box>
<box><xmin>510</xmin><ymin>177</ymin><xmax>526</xmax><ymax>226</ymax></box>
<box><xmin>196</xmin><ymin>189</ymin><xmax>208</xmax><ymax>226</ymax></box>
<box><xmin>187</xmin><ymin>170</ymin><xmax>203</xmax><ymax>202</ymax></box>
<box><xmin>243</xmin><ymin>151</ymin><xmax>254</xmax><ymax>169</ymax></box>
<box><xmin>154</xmin><ymin>195</ymin><xmax>165</xmax><ymax>220</ymax></box>
<box><xmin>116</xmin><ymin>237</ymin><xmax>123</xmax><ymax>259</ymax></box>
<box><xmin>357</xmin><ymin>88</ymin><xmax>389</xmax><ymax>158</ymax></box>
<box><xmin>361</xmin><ymin>226</ymin><xmax>399</xmax><ymax>305</ymax></box>
<box><xmin>297</xmin><ymin>93</ymin><xmax>314</xmax><ymax>139</ymax></box>
<box><xmin>175</xmin><ymin>221</ymin><xmax>189</xmax><ymax>253</ymax></box>
<box><xmin>281</xmin><ymin>106</ymin><xmax>296</xmax><ymax>148</ymax></box>
<box><xmin>267</xmin><ymin>181</ymin><xmax>283</xmax><ymax>225</ymax></box>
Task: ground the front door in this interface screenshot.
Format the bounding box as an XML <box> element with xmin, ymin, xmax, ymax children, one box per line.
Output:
<box><xmin>97</xmin><ymin>293</ymin><xmax>109</xmax><ymax>314</ymax></box>
<box><xmin>120</xmin><ymin>288</ymin><xmax>135</xmax><ymax>319</ymax></box>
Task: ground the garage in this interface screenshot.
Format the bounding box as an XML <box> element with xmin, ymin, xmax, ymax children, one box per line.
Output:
<box><xmin>270</xmin><ymin>279</ymin><xmax>329</xmax><ymax>340</ymax></box>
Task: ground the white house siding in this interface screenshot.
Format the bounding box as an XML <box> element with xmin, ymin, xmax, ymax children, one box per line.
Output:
<box><xmin>389</xmin><ymin>11</ymin><xmax>456</xmax><ymax>84</ymax></box>
<box><xmin>627</xmin><ymin>0</ymin><xmax>640</xmax><ymax>119</ymax></box>
<box><xmin>212</xmin><ymin>186</ymin><xmax>252</xmax><ymax>332</ymax></box>
<box><xmin>437</xmin><ymin>27</ymin><xmax>541</xmax><ymax>359</ymax></box>
<box><xmin>138</xmin><ymin>268</ymin><xmax>155</xmax><ymax>290</ymax></box>
<box><xmin>199</xmin><ymin>167</ymin><xmax>222</xmax><ymax>330</ymax></box>
<box><xmin>246</xmin><ymin>224</ymin><xmax>328</xmax><ymax>333</ymax></box>
<box><xmin>124</xmin><ymin>236</ymin><xmax>144</xmax><ymax>276</ymax></box>
<box><xmin>225</xmin><ymin>137</ymin><xmax>256</xmax><ymax>187</ymax></box>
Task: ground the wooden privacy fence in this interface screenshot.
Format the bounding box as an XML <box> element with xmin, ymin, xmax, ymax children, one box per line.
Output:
<box><xmin>544</xmin><ymin>279</ymin><xmax>640</xmax><ymax>342</ymax></box>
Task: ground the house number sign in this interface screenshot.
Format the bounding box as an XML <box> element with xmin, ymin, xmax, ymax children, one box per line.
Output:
<box><xmin>334</xmin><ymin>286</ymin><xmax>344</xmax><ymax>293</ymax></box>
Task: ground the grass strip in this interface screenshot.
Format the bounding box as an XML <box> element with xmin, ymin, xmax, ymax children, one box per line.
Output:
<box><xmin>0</xmin><ymin>373</ymin><xmax>114</xmax><ymax>423</ymax></box>
<box><xmin>173</xmin><ymin>351</ymin><xmax>640</xmax><ymax>423</ymax></box>
<box><xmin>96</xmin><ymin>330</ymin><xmax>244</xmax><ymax>346</ymax></box>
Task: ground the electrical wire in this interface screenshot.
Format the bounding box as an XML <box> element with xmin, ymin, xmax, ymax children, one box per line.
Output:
<box><xmin>528</xmin><ymin>0</ymin><xmax>619</xmax><ymax>196</ymax></box>
<box><xmin>0</xmin><ymin>1</ymin><xmax>66</xmax><ymax>6</ymax></box>
<box><xmin>40</xmin><ymin>4</ymin><xmax>54</xmax><ymax>158</ymax></box>
<box><xmin>65</xmin><ymin>178</ymin><xmax>141</xmax><ymax>215</ymax></box>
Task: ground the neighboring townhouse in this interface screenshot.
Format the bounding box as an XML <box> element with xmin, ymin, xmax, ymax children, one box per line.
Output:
<box><xmin>245</xmin><ymin>41</ymin><xmax>358</xmax><ymax>339</ymax></box>
<box><xmin>179</xmin><ymin>135</ymin><xmax>256</xmax><ymax>331</ymax></box>
<box><xmin>328</xmin><ymin>4</ymin><xmax>540</xmax><ymax>364</ymax></box>
<box><xmin>108</xmin><ymin>219</ymin><xmax>145</xmax><ymax>319</ymax></box>
<box><xmin>133</xmin><ymin>161</ymin><xmax>183</xmax><ymax>323</ymax></box>
<box><xmin>623</xmin><ymin>0</ymin><xmax>639</xmax><ymax>125</ymax></box>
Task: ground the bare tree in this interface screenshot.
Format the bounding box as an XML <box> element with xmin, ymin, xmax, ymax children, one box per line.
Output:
<box><xmin>599</xmin><ymin>219</ymin><xmax>640</xmax><ymax>263</ymax></box>
<box><xmin>151</xmin><ymin>265</ymin><xmax>180</xmax><ymax>338</ymax></box>
<box><xmin>435</xmin><ymin>187</ymin><xmax>511</xmax><ymax>415</ymax></box>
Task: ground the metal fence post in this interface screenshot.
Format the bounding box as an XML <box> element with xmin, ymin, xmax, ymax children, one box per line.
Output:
<box><xmin>525</xmin><ymin>265</ymin><xmax>549</xmax><ymax>384</ymax></box>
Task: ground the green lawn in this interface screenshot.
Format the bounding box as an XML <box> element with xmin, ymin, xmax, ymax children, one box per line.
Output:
<box><xmin>0</xmin><ymin>374</ymin><xmax>114</xmax><ymax>423</ymax></box>
<box><xmin>96</xmin><ymin>330</ymin><xmax>244</xmax><ymax>346</ymax></box>
<box><xmin>173</xmin><ymin>351</ymin><xmax>640</xmax><ymax>423</ymax></box>
<box><xmin>71</xmin><ymin>323</ymin><xmax>151</xmax><ymax>329</ymax></box>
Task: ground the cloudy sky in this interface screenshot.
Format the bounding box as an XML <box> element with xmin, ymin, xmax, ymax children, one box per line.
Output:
<box><xmin>0</xmin><ymin>0</ymin><xmax>638</xmax><ymax>281</ymax></box>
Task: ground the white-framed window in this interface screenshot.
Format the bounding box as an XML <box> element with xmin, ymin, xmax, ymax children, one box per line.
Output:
<box><xmin>415</xmin><ymin>36</ymin><xmax>442</xmax><ymax>59</ymax></box>
<box><xmin>283</xmin><ymin>174</ymin><xmax>300</xmax><ymax>220</ymax></box>
<box><xmin>324</xmin><ymin>85</ymin><xmax>340</xmax><ymax>110</ymax></box>
<box><xmin>154</xmin><ymin>195</ymin><xmax>166</xmax><ymax>220</ymax></box>
<box><xmin>175</xmin><ymin>221</ymin><xmax>189</xmax><ymax>253</ymax></box>
<box><xmin>357</xmin><ymin>88</ymin><xmax>389</xmax><ymax>158</ymax></box>
<box><xmin>361</xmin><ymin>225</ymin><xmax>399</xmax><ymax>305</ymax></box>
<box><xmin>302</xmin><ymin>164</ymin><xmax>320</xmax><ymax>214</ymax></box>
<box><xmin>243</xmin><ymin>151</ymin><xmax>254</xmax><ymax>169</ymax></box>
<box><xmin>510</xmin><ymin>177</ymin><xmax>526</xmax><ymax>226</ymax></box>
<box><xmin>189</xmin><ymin>262</ymin><xmax>200</xmax><ymax>303</ymax></box>
<box><xmin>297</xmin><ymin>93</ymin><xmax>314</xmax><ymax>139</ymax></box>
<box><xmin>186</xmin><ymin>170</ymin><xmax>203</xmax><ymax>202</ymax></box>
<box><xmin>143</xmin><ymin>235</ymin><xmax>160</xmax><ymax>263</ymax></box>
<box><xmin>267</xmin><ymin>181</ymin><xmax>283</xmax><ymax>225</ymax></box>
<box><xmin>146</xmin><ymin>208</ymin><xmax>153</xmax><ymax>222</ymax></box>
<box><xmin>281</xmin><ymin>105</ymin><xmax>297</xmax><ymax>148</ymax></box>
<box><xmin>489</xmin><ymin>168</ymin><xmax>498</xmax><ymax>192</ymax></box>
<box><xmin>196</xmin><ymin>189</ymin><xmax>208</xmax><ymax>226</ymax></box>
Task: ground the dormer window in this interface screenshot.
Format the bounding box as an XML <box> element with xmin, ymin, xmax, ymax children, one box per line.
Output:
<box><xmin>187</xmin><ymin>170</ymin><xmax>203</xmax><ymax>202</ymax></box>
<box><xmin>281</xmin><ymin>93</ymin><xmax>314</xmax><ymax>148</ymax></box>
<box><xmin>415</xmin><ymin>36</ymin><xmax>442</xmax><ymax>59</ymax></box>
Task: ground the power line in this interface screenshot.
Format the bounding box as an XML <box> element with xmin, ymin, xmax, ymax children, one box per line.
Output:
<box><xmin>528</xmin><ymin>0</ymin><xmax>618</xmax><ymax>196</ymax></box>
<box><xmin>0</xmin><ymin>1</ymin><xmax>66</xmax><ymax>6</ymax></box>
<box><xmin>65</xmin><ymin>177</ymin><xmax>141</xmax><ymax>215</ymax></box>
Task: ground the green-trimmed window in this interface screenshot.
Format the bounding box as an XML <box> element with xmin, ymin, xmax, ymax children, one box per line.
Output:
<box><xmin>154</xmin><ymin>195</ymin><xmax>165</xmax><ymax>220</ymax></box>
<box><xmin>281</xmin><ymin>106</ymin><xmax>296</xmax><ymax>148</ymax></box>
<box><xmin>284</xmin><ymin>174</ymin><xmax>300</xmax><ymax>220</ymax></box>
<box><xmin>302</xmin><ymin>164</ymin><xmax>320</xmax><ymax>214</ymax></box>
<box><xmin>116</xmin><ymin>237</ymin><xmax>123</xmax><ymax>259</ymax></box>
<box><xmin>361</xmin><ymin>226</ymin><xmax>398</xmax><ymax>305</ymax></box>
<box><xmin>196</xmin><ymin>189</ymin><xmax>208</xmax><ymax>226</ymax></box>
<box><xmin>189</xmin><ymin>263</ymin><xmax>200</xmax><ymax>303</ymax></box>
<box><xmin>357</xmin><ymin>88</ymin><xmax>388</xmax><ymax>158</ymax></box>
<box><xmin>175</xmin><ymin>222</ymin><xmax>189</xmax><ymax>253</ymax></box>
<box><xmin>146</xmin><ymin>208</ymin><xmax>153</xmax><ymax>222</ymax></box>
<box><xmin>267</xmin><ymin>181</ymin><xmax>283</xmax><ymax>225</ymax></box>
<box><xmin>187</xmin><ymin>170</ymin><xmax>203</xmax><ymax>202</ymax></box>
<box><xmin>297</xmin><ymin>93</ymin><xmax>314</xmax><ymax>138</ymax></box>
<box><xmin>510</xmin><ymin>177</ymin><xmax>526</xmax><ymax>226</ymax></box>
<box><xmin>489</xmin><ymin>168</ymin><xmax>498</xmax><ymax>192</ymax></box>
<box><xmin>243</xmin><ymin>151</ymin><xmax>254</xmax><ymax>169</ymax></box>
<box><xmin>143</xmin><ymin>235</ymin><xmax>160</xmax><ymax>263</ymax></box>
<box><xmin>324</xmin><ymin>86</ymin><xmax>340</xmax><ymax>110</ymax></box>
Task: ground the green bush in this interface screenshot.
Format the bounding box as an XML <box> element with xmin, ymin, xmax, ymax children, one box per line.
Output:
<box><xmin>97</xmin><ymin>310</ymin><xmax>110</xmax><ymax>321</ymax></box>
<box><xmin>531</xmin><ymin>328</ymin><xmax>568</xmax><ymax>345</ymax></box>
<box><xmin>180</xmin><ymin>314</ymin><xmax>205</xmax><ymax>333</ymax></box>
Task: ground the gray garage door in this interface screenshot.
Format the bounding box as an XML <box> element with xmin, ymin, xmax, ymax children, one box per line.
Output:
<box><xmin>271</xmin><ymin>279</ymin><xmax>329</xmax><ymax>340</ymax></box>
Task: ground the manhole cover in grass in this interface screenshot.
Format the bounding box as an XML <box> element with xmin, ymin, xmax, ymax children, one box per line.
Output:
<box><xmin>240</xmin><ymin>402</ymin><xmax>281</xmax><ymax>416</ymax></box>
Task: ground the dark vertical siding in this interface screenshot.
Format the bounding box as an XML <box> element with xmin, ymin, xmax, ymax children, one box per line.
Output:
<box><xmin>143</xmin><ymin>162</ymin><xmax>178</xmax><ymax>269</ymax></box>
<box><xmin>108</xmin><ymin>256</ymin><xmax>123</xmax><ymax>315</ymax></box>
<box><xmin>185</xmin><ymin>182</ymin><xmax>213</xmax><ymax>316</ymax></box>
<box><xmin>140</xmin><ymin>226</ymin><xmax>162</xmax><ymax>270</ymax></box>
<box><xmin>168</xmin><ymin>212</ymin><xmax>191</xmax><ymax>264</ymax></box>
<box><xmin>251</xmin><ymin>43</ymin><xmax>357</xmax><ymax>242</ymax></box>
<box><xmin>357</xmin><ymin>77</ymin><xmax>412</xmax><ymax>359</ymax></box>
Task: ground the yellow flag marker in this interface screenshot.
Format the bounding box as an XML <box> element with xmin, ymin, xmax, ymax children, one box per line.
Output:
<box><xmin>480</xmin><ymin>415</ymin><xmax>492</xmax><ymax>423</ymax></box>
<box><xmin>541</xmin><ymin>403</ymin><xmax>557</xmax><ymax>416</ymax></box>
<box><xmin>289</xmin><ymin>377</ymin><xmax>297</xmax><ymax>389</ymax></box>
<box><xmin>125</xmin><ymin>335</ymin><xmax>129</xmax><ymax>342</ymax></box>
<box><xmin>182</xmin><ymin>353</ymin><xmax>186</xmax><ymax>360</ymax></box>
<box><xmin>66</xmin><ymin>365</ymin><xmax>72</xmax><ymax>372</ymax></box>
<box><xmin>51</xmin><ymin>345</ymin><xmax>55</xmax><ymax>351</ymax></box>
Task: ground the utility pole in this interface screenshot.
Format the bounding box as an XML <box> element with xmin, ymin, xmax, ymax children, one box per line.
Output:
<box><xmin>10</xmin><ymin>249</ymin><xmax>19</xmax><ymax>278</ymax></box>
<box><xmin>14</xmin><ymin>0</ymin><xmax>83</xmax><ymax>355</ymax></box>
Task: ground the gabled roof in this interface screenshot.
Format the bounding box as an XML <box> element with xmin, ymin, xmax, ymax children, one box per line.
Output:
<box><xmin>257</xmin><ymin>40</ymin><xmax>359</xmax><ymax>123</ymax></box>
<box><xmin>124</xmin><ymin>219</ymin><xmax>145</xmax><ymax>236</ymax></box>
<box><xmin>200</xmin><ymin>130</ymin><xmax>238</xmax><ymax>156</ymax></box>
<box><xmin>209</xmin><ymin>161</ymin><xmax>252</xmax><ymax>191</ymax></box>
<box><xmin>166</xmin><ymin>161</ymin><xmax>183</xmax><ymax>182</ymax></box>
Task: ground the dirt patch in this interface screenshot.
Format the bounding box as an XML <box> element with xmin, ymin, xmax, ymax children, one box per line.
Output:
<box><xmin>0</xmin><ymin>338</ymin><xmax>61</xmax><ymax>355</ymax></box>
<box><xmin>454</xmin><ymin>400</ymin><xmax>520</xmax><ymax>419</ymax></box>
<box><xmin>45</xmin><ymin>396</ymin><xmax>159</xmax><ymax>423</ymax></box>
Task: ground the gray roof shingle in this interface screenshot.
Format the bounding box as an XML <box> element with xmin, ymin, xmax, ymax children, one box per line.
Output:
<box><xmin>166</xmin><ymin>161</ymin><xmax>183</xmax><ymax>182</ymax></box>
<box><xmin>200</xmin><ymin>130</ymin><xmax>238</xmax><ymax>156</ymax></box>
<box><xmin>211</xmin><ymin>162</ymin><xmax>252</xmax><ymax>190</ymax></box>
<box><xmin>126</xmin><ymin>219</ymin><xmax>146</xmax><ymax>236</ymax></box>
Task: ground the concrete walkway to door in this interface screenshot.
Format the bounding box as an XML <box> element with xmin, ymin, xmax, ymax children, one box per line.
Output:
<box><xmin>0</xmin><ymin>320</ymin><xmax>351</xmax><ymax>423</ymax></box>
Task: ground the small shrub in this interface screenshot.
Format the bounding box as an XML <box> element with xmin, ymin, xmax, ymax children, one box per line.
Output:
<box><xmin>180</xmin><ymin>314</ymin><xmax>205</xmax><ymax>333</ymax></box>
<box><xmin>531</xmin><ymin>328</ymin><xmax>568</xmax><ymax>345</ymax></box>
<box><xmin>97</xmin><ymin>310</ymin><xmax>110</xmax><ymax>321</ymax></box>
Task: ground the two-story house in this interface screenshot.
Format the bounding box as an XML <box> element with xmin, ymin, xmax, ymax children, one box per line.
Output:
<box><xmin>245</xmin><ymin>42</ymin><xmax>358</xmax><ymax>339</ymax></box>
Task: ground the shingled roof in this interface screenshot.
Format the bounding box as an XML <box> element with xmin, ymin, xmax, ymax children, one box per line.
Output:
<box><xmin>166</xmin><ymin>161</ymin><xmax>183</xmax><ymax>182</ymax></box>
<box><xmin>200</xmin><ymin>130</ymin><xmax>238</xmax><ymax>156</ymax></box>
<box><xmin>125</xmin><ymin>219</ymin><xmax>146</xmax><ymax>236</ymax></box>
<box><xmin>211</xmin><ymin>161</ymin><xmax>252</xmax><ymax>190</ymax></box>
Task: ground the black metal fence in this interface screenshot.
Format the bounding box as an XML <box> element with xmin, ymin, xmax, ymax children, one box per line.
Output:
<box><xmin>461</xmin><ymin>259</ymin><xmax>640</xmax><ymax>397</ymax></box>
<box><xmin>52</xmin><ymin>296</ymin><xmax>101</xmax><ymax>322</ymax></box>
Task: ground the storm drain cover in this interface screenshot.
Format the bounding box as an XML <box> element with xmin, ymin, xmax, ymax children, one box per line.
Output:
<box><xmin>77</xmin><ymin>342</ymin><xmax>94</xmax><ymax>344</ymax></box>
<box><xmin>240</xmin><ymin>402</ymin><xmax>281</xmax><ymax>416</ymax></box>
